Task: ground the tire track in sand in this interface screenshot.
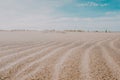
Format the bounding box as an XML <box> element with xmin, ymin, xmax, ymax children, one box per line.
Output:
<box><xmin>0</xmin><ymin>41</ymin><xmax>47</xmax><ymax>58</ymax></box>
<box><xmin>106</xmin><ymin>39</ymin><xmax>120</xmax><ymax>67</ymax></box>
<box><xmin>53</xmin><ymin>39</ymin><xmax>103</xmax><ymax>80</ymax></box>
<box><xmin>0</xmin><ymin>41</ymin><xmax>57</xmax><ymax>72</ymax></box>
<box><xmin>0</xmin><ymin>41</ymin><xmax>60</xmax><ymax>79</ymax></box>
<box><xmin>109</xmin><ymin>38</ymin><xmax>120</xmax><ymax>53</ymax></box>
<box><xmin>0</xmin><ymin>41</ymin><xmax>44</xmax><ymax>51</ymax></box>
<box><xmin>13</xmin><ymin>41</ymin><xmax>72</xmax><ymax>80</ymax></box>
<box><xmin>0</xmin><ymin>42</ymin><xmax>39</xmax><ymax>51</ymax></box>
<box><xmin>0</xmin><ymin>42</ymin><xmax>55</xmax><ymax>68</ymax></box>
<box><xmin>112</xmin><ymin>38</ymin><xmax>120</xmax><ymax>48</ymax></box>
<box><xmin>100</xmin><ymin>42</ymin><xmax>120</xmax><ymax>79</ymax></box>
<box><xmin>101</xmin><ymin>38</ymin><xmax>120</xmax><ymax>67</ymax></box>
<box><xmin>89</xmin><ymin>45</ymin><xmax>117</xmax><ymax>80</ymax></box>
<box><xmin>21</xmin><ymin>41</ymin><xmax>83</xmax><ymax>80</ymax></box>
<box><xmin>52</xmin><ymin>41</ymin><xmax>90</xmax><ymax>80</ymax></box>
<box><xmin>80</xmin><ymin>39</ymin><xmax>108</xmax><ymax>80</ymax></box>
<box><xmin>88</xmin><ymin>38</ymin><xmax>117</xmax><ymax>80</ymax></box>
<box><xmin>0</xmin><ymin>41</ymin><xmax>52</xmax><ymax>65</ymax></box>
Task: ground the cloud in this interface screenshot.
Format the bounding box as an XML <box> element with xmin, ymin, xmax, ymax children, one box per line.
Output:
<box><xmin>77</xmin><ymin>2</ymin><xmax>109</xmax><ymax>7</ymax></box>
<box><xmin>0</xmin><ymin>15</ymin><xmax>120</xmax><ymax>31</ymax></box>
<box><xmin>0</xmin><ymin>0</ymin><xmax>67</xmax><ymax>27</ymax></box>
<box><xmin>0</xmin><ymin>0</ymin><xmax>119</xmax><ymax>31</ymax></box>
<box><xmin>105</xmin><ymin>11</ymin><xmax>120</xmax><ymax>16</ymax></box>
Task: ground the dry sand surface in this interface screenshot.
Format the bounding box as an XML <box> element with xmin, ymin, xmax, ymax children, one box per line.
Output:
<box><xmin>0</xmin><ymin>31</ymin><xmax>120</xmax><ymax>80</ymax></box>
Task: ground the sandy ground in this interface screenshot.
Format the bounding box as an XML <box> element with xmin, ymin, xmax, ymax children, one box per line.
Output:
<box><xmin>0</xmin><ymin>31</ymin><xmax>120</xmax><ymax>80</ymax></box>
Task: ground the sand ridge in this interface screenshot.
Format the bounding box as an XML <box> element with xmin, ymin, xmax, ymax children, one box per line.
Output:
<box><xmin>0</xmin><ymin>31</ymin><xmax>120</xmax><ymax>80</ymax></box>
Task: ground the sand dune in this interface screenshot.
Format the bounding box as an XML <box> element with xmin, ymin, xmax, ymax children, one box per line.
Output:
<box><xmin>0</xmin><ymin>31</ymin><xmax>120</xmax><ymax>80</ymax></box>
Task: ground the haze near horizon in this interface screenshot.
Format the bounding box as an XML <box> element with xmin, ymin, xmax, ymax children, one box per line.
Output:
<box><xmin>0</xmin><ymin>0</ymin><xmax>120</xmax><ymax>31</ymax></box>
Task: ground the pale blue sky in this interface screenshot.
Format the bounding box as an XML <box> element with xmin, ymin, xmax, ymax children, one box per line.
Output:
<box><xmin>0</xmin><ymin>0</ymin><xmax>120</xmax><ymax>31</ymax></box>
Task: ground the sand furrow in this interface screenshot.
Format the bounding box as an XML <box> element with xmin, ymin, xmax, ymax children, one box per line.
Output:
<box><xmin>102</xmin><ymin>39</ymin><xmax>120</xmax><ymax>66</ymax></box>
<box><xmin>53</xmin><ymin>40</ymin><xmax>102</xmax><ymax>80</ymax></box>
<box><xmin>0</xmin><ymin>42</ymin><xmax>34</xmax><ymax>51</ymax></box>
<box><xmin>0</xmin><ymin>43</ymin><xmax>37</xmax><ymax>52</ymax></box>
<box><xmin>0</xmin><ymin>43</ymin><xmax>19</xmax><ymax>49</ymax></box>
<box><xmin>80</xmin><ymin>39</ymin><xmax>109</xmax><ymax>80</ymax></box>
<box><xmin>21</xmin><ymin>41</ymin><xmax>83</xmax><ymax>80</ymax></box>
<box><xmin>0</xmin><ymin>42</ymin><xmax>51</xmax><ymax>62</ymax></box>
<box><xmin>90</xmin><ymin>46</ymin><xmax>117</xmax><ymax>80</ymax></box>
<box><xmin>0</xmin><ymin>41</ymin><xmax>58</xmax><ymax>72</ymax></box>
<box><xmin>0</xmin><ymin>41</ymin><xmax>49</xmax><ymax>58</ymax></box>
<box><xmin>80</xmin><ymin>43</ymin><xmax>95</xmax><ymax>80</ymax></box>
<box><xmin>13</xmin><ymin>42</ymin><xmax>71</xmax><ymax>79</ymax></box>
<box><xmin>101</xmin><ymin>45</ymin><xmax>120</xmax><ymax>79</ymax></box>
<box><xmin>114</xmin><ymin>38</ymin><xmax>120</xmax><ymax>49</ymax></box>
<box><xmin>0</xmin><ymin>32</ymin><xmax>119</xmax><ymax>80</ymax></box>
<box><xmin>80</xmin><ymin>41</ymin><xmax>100</xmax><ymax>80</ymax></box>
<box><xmin>0</xmin><ymin>42</ymin><xmax>55</xmax><ymax>68</ymax></box>
<box><xmin>52</xmin><ymin>41</ymin><xmax>91</xmax><ymax>80</ymax></box>
<box><xmin>0</xmin><ymin>41</ymin><xmax>41</xmax><ymax>51</ymax></box>
<box><xmin>109</xmin><ymin>39</ymin><xmax>120</xmax><ymax>53</ymax></box>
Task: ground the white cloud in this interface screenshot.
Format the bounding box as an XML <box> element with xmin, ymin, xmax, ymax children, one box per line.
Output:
<box><xmin>105</xmin><ymin>11</ymin><xmax>120</xmax><ymax>16</ymax></box>
<box><xmin>0</xmin><ymin>0</ymin><xmax>119</xmax><ymax>31</ymax></box>
<box><xmin>0</xmin><ymin>0</ymin><xmax>67</xmax><ymax>28</ymax></box>
<box><xmin>77</xmin><ymin>2</ymin><xmax>109</xmax><ymax>7</ymax></box>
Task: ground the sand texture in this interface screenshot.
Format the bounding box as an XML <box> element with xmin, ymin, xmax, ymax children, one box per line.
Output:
<box><xmin>0</xmin><ymin>31</ymin><xmax>120</xmax><ymax>80</ymax></box>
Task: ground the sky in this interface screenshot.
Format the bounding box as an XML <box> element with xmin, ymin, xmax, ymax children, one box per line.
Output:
<box><xmin>0</xmin><ymin>0</ymin><xmax>120</xmax><ymax>31</ymax></box>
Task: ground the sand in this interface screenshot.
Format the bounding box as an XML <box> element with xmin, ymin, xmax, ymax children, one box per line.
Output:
<box><xmin>0</xmin><ymin>31</ymin><xmax>120</xmax><ymax>80</ymax></box>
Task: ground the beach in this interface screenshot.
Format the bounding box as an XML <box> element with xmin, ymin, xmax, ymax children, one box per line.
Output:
<box><xmin>0</xmin><ymin>31</ymin><xmax>120</xmax><ymax>80</ymax></box>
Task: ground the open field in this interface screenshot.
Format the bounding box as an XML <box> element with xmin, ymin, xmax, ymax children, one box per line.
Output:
<box><xmin>0</xmin><ymin>31</ymin><xmax>120</xmax><ymax>80</ymax></box>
